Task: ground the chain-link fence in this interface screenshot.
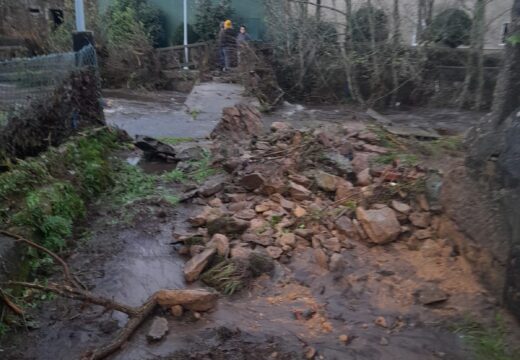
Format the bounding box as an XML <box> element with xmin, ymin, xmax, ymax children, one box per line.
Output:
<box><xmin>0</xmin><ymin>45</ymin><xmax>98</xmax><ymax>127</ymax></box>
<box><xmin>0</xmin><ymin>45</ymin><xmax>104</xmax><ymax>161</ymax></box>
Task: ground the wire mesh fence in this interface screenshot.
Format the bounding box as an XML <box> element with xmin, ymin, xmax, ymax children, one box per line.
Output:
<box><xmin>0</xmin><ymin>45</ymin><xmax>98</xmax><ymax>128</ymax></box>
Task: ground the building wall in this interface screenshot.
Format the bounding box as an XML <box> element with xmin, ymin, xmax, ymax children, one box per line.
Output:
<box><xmin>0</xmin><ymin>0</ymin><xmax>68</xmax><ymax>43</ymax></box>
<box><xmin>317</xmin><ymin>0</ymin><xmax>513</xmax><ymax>50</ymax></box>
<box><xmin>98</xmin><ymin>0</ymin><xmax>266</xmax><ymax>42</ymax></box>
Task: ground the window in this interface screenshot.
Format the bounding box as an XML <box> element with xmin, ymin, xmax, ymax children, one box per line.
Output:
<box><xmin>501</xmin><ymin>23</ymin><xmax>510</xmax><ymax>45</ymax></box>
<box><xmin>49</xmin><ymin>9</ymin><xmax>64</xmax><ymax>27</ymax></box>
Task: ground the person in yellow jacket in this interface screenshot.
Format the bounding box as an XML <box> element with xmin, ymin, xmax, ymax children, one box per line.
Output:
<box><xmin>218</xmin><ymin>20</ymin><xmax>235</xmax><ymax>71</ymax></box>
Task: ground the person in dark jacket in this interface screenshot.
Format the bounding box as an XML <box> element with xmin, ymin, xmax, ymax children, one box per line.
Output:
<box><xmin>219</xmin><ymin>20</ymin><xmax>235</xmax><ymax>71</ymax></box>
<box><xmin>217</xmin><ymin>22</ymin><xmax>225</xmax><ymax>69</ymax></box>
<box><xmin>236</xmin><ymin>25</ymin><xmax>252</xmax><ymax>66</ymax></box>
<box><xmin>237</xmin><ymin>25</ymin><xmax>252</xmax><ymax>45</ymax></box>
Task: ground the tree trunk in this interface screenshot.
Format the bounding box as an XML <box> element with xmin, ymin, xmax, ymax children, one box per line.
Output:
<box><xmin>390</xmin><ymin>0</ymin><xmax>401</xmax><ymax>107</ymax></box>
<box><xmin>458</xmin><ymin>0</ymin><xmax>486</xmax><ymax>110</ymax></box>
<box><xmin>491</xmin><ymin>0</ymin><xmax>520</xmax><ymax>124</ymax></box>
<box><xmin>417</xmin><ymin>0</ymin><xmax>435</xmax><ymax>43</ymax></box>
<box><xmin>367</xmin><ymin>0</ymin><xmax>381</xmax><ymax>104</ymax></box>
<box><xmin>341</xmin><ymin>0</ymin><xmax>365</xmax><ymax>105</ymax></box>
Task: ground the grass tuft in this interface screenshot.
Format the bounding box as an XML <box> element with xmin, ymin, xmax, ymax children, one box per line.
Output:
<box><xmin>453</xmin><ymin>315</ymin><xmax>519</xmax><ymax>360</ymax></box>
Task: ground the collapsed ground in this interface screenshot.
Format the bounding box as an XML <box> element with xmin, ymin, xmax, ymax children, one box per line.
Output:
<box><xmin>0</xmin><ymin>103</ymin><xmax>519</xmax><ymax>360</ymax></box>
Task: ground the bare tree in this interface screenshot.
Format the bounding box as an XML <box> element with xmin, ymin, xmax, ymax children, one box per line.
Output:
<box><xmin>458</xmin><ymin>0</ymin><xmax>487</xmax><ymax>110</ymax></box>
<box><xmin>491</xmin><ymin>0</ymin><xmax>520</xmax><ymax>123</ymax></box>
<box><xmin>390</xmin><ymin>0</ymin><xmax>402</xmax><ymax>106</ymax></box>
<box><xmin>417</xmin><ymin>0</ymin><xmax>435</xmax><ymax>43</ymax></box>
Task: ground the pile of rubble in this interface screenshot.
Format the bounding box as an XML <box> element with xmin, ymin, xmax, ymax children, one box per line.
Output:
<box><xmin>174</xmin><ymin>106</ymin><xmax>441</xmax><ymax>286</ymax></box>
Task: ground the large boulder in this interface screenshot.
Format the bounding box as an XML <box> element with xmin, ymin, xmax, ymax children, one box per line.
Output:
<box><xmin>355</xmin><ymin>206</ymin><xmax>401</xmax><ymax>244</ymax></box>
<box><xmin>183</xmin><ymin>248</ymin><xmax>216</xmax><ymax>282</ymax></box>
<box><xmin>210</xmin><ymin>104</ymin><xmax>262</xmax><ymax>143</ymax></box>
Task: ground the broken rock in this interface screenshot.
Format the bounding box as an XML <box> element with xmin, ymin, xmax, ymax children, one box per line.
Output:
<box><xmin>147</xmin><ymin>317</ymin><xmax>169</xmax><ymax>342</ymax></box>
<box><xmin>356</xmin><ymin>207</ymin><xmax>401</xmax><ymax>244</ymax></box>
<box><xmin>293</xmin><ymin>205</ymin><xmax>307</xmax><ymax>218</ymax></box>
<box><xmin>322</xmin><ymin>237</ymin><xmax>342</xmax><ymax>253</ymax></box>
<box><xmin>266</xmin><ymin>246</ymin><xmax>283</xmax><ymax>259</ymax></box>
<box><xmin>416</xmin><ymin>284</ymin><xmax>449</xmax><ymax>305</ymax></box>
<box><xmin>170</xmin><ymin>305</ymin><xmax>183</xmax><ymax>317</ymax></box>
<box><xmin>335</xmin><ymin>216</ymin><xmax>358</xmax><ymax>240</ymax></box>
<box><xmin>208</xmin><ymin>234</ymin><xmax>230</xmax><ymax>257</ymax></box>
<box><xmin>357</xmin><ymin>168</ymin><xmax>372</xmax><ymax>186</ymax></box>
<box><xmin>240</xmin><ymin>173</ymin><xmax>265</xmax><ymax>191</ymax></box>
<box><xmin>335</xmin><ymin>179</ymin><xmax>355</xmax><ymax>201</ymax></box>
<box><xmin>198</xmin><ymin>175</ymin><xmax>226</xmax><ymax>197</ymax></box>
<box><xmin>207</xmin><ymin>215</ymin><xmax>249</xmax><ymax>236</ymax></box>
<box><xmin>189</xmin><ymin>207</ymin><xmax>223</xmax><ymax>227</ymax></box>
<box><xmin>391</xmin><ymin>200</ymin><xmax>412</xmax><ymax>215</ymax></box>
<box><xmin>234</xmin><ymin>209</ymin><xmax>257</xmax><ymax>220</ymax></box>
<box><xmin>155</xmin><ymin>289</ymin><xmax>218</xmax><ymax>311</ymax></box>
<box><xmin>415</xmin><ymin>229</ymin><xmax>432</xmax><ymax>240</ymax></box>
<box><xmin>409</xmin><ymin>212</ymin><xmax>432</xmax><ymax>229</ymax></box>
<box><xmin>315</xmin><ymin>171</ymin><xmax>340</xmax><ymax>192</ymax></box>
<box><xmin>314</xmin><ymin>248</ymin><xmax>329</xmax><ymax>269</ymax></box>
<box><xmin>271</xmin><ymin>121</ymin><xmax>291</xmax><ymax>132</ymax></box>
<box><xmin>210</xmin><ymin>104</ymin><xmax>262</xmax><ymax>142</ymax></box>
<box><xmin>278</xmin><ymin>233</ymin><xmax>296</xmax><ymax>248</ymax></box>
<box><xmin>329</xmin><ymin>253</ymin><xmax>346</xmax><ymax>272</ymax></box>
<box><xmin>322</xmin><ymin>152</ymin><xmax>354</xmax><ymax>177</ymax></box>
<box><xmin>184</xmin><ymin>248</ymin><xmax>216</xmax><ymax>282</ymax></box>
<box><xmin>288</xmin><ymin>181</ymin><xmax>312</xmax><ymax>201</ymax></box>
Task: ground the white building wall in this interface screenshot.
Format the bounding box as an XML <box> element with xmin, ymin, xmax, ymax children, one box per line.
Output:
<box><xmin>316</xmin><ymin>0</ymin><xmax>513</xmax><ymax>49</ymax></box>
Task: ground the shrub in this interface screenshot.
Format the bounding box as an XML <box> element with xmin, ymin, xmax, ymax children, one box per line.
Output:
<box><xmin>429</xmin><ymin>8</ymin><xmax>472</xmax><ymax>48</ymax></box>
<box><xmin>352</xmin><ymin>5</ymin><xmax>389</xmax><ymax>43</ymax></box>
<box><xmin>194</xmin><ymin>0</ymin><xmax>234</xmax><ymax>41</ymax></box>
<box><xmin>172</xmin><ymin>23</ymin><xmax>201</xmax><ymax>46</ymax></box>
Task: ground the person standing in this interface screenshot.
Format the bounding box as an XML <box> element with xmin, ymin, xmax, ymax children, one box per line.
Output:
<box><xmin>217</xmin><ymin>22</ymin><xmax>225</xmax><ymax>70</ymax></box>
<box><xmin>236</xmin><ymin>25</ymin><xmax>252</xmax><ymax>45</ymax></box>
<box><xmin>219</xmin><ymin>20</ymin><xmax>235</xmax><ymax>71</ymax></box>
<box><xmin>236</xmin><ymin>25</ymin><xmax>252</xmax><ymax>66</ymax></box>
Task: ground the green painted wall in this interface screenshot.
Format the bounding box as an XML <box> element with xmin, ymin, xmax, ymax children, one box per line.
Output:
<box><xmin>98</xmin><ymin>0</ymin><xmax>266</xmax><ymax>42</ymax></box>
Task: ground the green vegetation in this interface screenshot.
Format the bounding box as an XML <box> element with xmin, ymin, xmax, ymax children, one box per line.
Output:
<box><xmin>0</xmin><ymin>130</ymin><xmax>119</xmax><ymax>274</ymax></box>
<box><xmin>453</xmin><ymin>316</ymin><xmax>519</xmax><ymax>360</ymax></box>
<box><xmin>429</xmin><ymin>8</ymin><xmax>472</xmax><ymax>48</ymax></box>
<box><xmin>158</xmin><ymin>137</ymin><xmax>195</xmax><ymax>145</ymax></box>
<box><xmin>190</xmin><ymin>109</ymin><xmax>201</xmax><ymax>120</ymax></box>
<box><xmin>374</xmin><ymin>152</ymin><xmax>419</xmax><ymax>167</ymax></box>
<box><xmin>194</xmin><ymin>0</ymin><xmax>234</xmax><ymax>41</ymax></box>
<box><xmin>162</xmin><ymin>149</ymin><xmax>217</xmax><ymax>185</ymax></box>
<box><xmin>0</xmin><ymin>128</ymin><xmax>183</xmax><ymax>278</ymax></box>
<box><xmin>0</xmin><ymin>111</ymin><xmax>8</xmax><ymax>127</ymax></box>
<box><xmin>418</xmin><ymin>136</ymin><xmax>465</xmax><ymax>157</ymax></box>
<box><xmin>201</xmin><ymin>259</ymin><xmax>246</xmax><ymax>295</ymax></box>
<box><xmin>352</xmin><ymin>5</ymin><xmax>389</xmax><ymax>43</ymax></box>
<box><xmin>162</xmin><ymin>169</ymin><xmax>187</xmax><ymax>183</ymax></box>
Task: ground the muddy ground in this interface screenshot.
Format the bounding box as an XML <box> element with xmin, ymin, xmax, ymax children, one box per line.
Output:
<box><xmin>1</xmin><ymin>87</ymin><xmax>518</xmax><ymax>360</ymax></box>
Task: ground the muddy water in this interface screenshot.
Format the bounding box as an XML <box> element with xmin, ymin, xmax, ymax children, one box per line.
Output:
<box><xmin>264</xmin><ymin>102</ymin><xmax>483</xmax><ymax>136</ymax></box>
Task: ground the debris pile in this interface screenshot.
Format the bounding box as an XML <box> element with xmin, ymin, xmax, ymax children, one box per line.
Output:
<box><xmin>175</xmin><ymin>110</ymin><xmax>443</xmax><ymax>287</ymax></box>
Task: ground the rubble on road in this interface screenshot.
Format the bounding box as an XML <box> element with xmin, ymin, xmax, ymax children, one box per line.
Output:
<box><xmin>174</xmin><ymin>107</ymin><xmax>449</xmax><ymax>297</ymax></box>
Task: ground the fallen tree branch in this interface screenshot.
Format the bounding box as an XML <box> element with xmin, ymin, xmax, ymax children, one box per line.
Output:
<box><xmin>82</xmin><ymin>296</ymin><xmax>157</xmax><ymax>360</ymax></box>
<box><xmin>0</xmin><ymin>230</ymin><xmax>83</xmax><ymax>289</ymax></box>
<box><xmin>2</xmin><ymin>280</ymin><xmax>217</xmax><ymax>360</ymax></box>
<box><xmin>1</xmin><ymin>231</ymin><xmax>218</xmax><ymax>359</ymax></box>
<box><xmin>0</xmin><ymin>287</ymin><xmax>24</xmax><ymax>316</ymax></box>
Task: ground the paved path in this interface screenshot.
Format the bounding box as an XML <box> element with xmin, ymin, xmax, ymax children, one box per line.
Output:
<box><xmin>103</xmin><ymin>83</ymin><xmax>257</xmax><ymax>139</ymax></box>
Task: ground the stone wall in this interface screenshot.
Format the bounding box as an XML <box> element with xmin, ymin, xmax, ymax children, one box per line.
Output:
<box><xmin>444</xmin><ymin>109</ymin><xmax>520</xmax><ymax>320</ymax></box>
<box><xmin>0</xmin><ymin>0</ymin><xmax>67</xmax><ymax>46</ymax></box>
